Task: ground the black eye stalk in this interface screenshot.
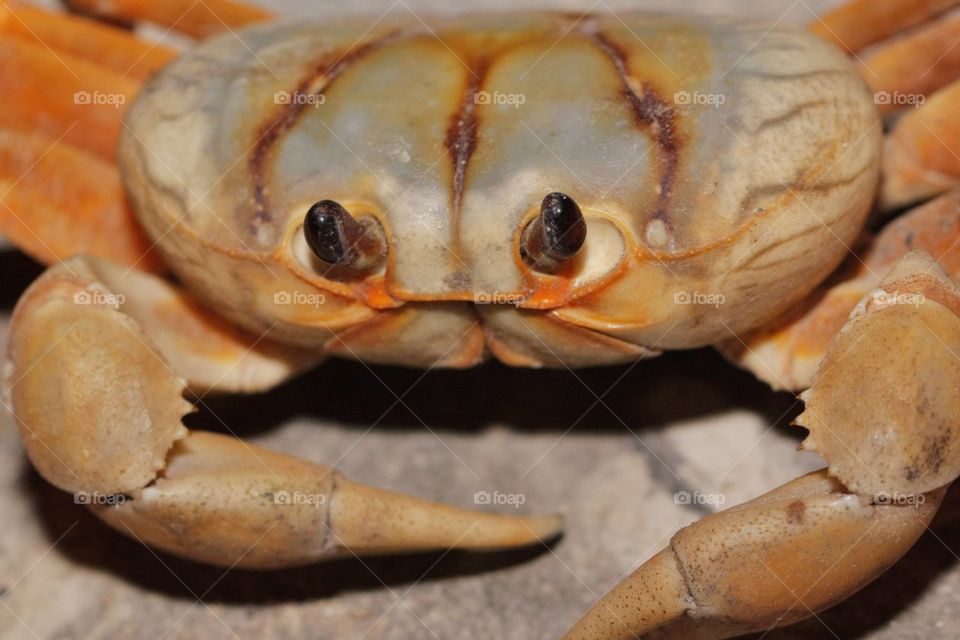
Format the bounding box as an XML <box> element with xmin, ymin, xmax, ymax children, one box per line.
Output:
<box><xmin>521</xmin><ymin>192</ymin><xmax>587</xmax><ymax>273</ymax></box>
<box><xmin>304</xmin><ymin>200</ymin><xmax>386</xmax><ymax>273</ymax></box>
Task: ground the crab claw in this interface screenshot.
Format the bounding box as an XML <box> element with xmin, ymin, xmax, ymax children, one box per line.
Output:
<box><xmin>7</xmin><ymin>256</ymin><xmax>561</xmax><ymax>568</ymax></box>
<box><xmin>797</xmin><ymin>250</ymin><xmax>960</xmax><ymax>499</ymax></box>
<box><xmin>563</xmin><ymin>470</ymin><xmax>944</xmax><ymax>639</ymax></box>
<box><xmin>90</xmin><ymin>431</ymin><xmax>561</xmax><ymax>567</ymax></box>
<box><xmin>564</xmin><ymin>250</ymin><xmax>960</xmax><ymax>639</ymax></box>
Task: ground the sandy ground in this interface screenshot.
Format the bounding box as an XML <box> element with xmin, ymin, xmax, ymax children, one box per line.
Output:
<box><xmin>2</xmin><ymin>1</ymin><xmax>960</xmax><ymax>639</ymax></box>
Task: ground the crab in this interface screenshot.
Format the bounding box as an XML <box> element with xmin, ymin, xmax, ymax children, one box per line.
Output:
<box><xmin>2</xmin><ymin>0</ymin><xmax>960</xmax><ymax>637</ymax></box>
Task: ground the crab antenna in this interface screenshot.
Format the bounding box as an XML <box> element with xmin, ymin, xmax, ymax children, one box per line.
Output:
<box><xmin>303</xmin><ymin>200</ymin><xmax>386</xmax><ymax>271</ymax></box>
<box><xmin>521</xmin><ymin>192</ymin><xmax>587</xmax><ymax>272</ymax></box>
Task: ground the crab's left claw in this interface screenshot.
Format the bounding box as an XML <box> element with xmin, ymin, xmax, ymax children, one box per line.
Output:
<box><xmin>563</xmin><ymin>250</ymin><xmax>960</xmax><ymax>639</ymax></box>
<box><xmin>7</xmin><ymin>256</ymin><xmax>562</xmax><ymax>568</ymax></box>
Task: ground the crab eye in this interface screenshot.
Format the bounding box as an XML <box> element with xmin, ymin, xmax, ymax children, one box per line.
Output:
<box><xmin>303</xmin><ymin>200</ymin><xmax>386</xmax><ymax>272</ymax></box>
<box><xmin>304</xmin><ymin>200</ymin><xmax>353</xmax><ymax>264</ymax></box>
<box><xmin>521</xmin><ymin>192</ymin><xmax>587</xmax><ymax>272</ymax></box>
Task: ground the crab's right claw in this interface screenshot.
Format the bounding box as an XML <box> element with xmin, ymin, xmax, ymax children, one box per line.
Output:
<box><xmin>564</xmin><ymin>250</ymin><xmax>960</xmax><ymax>639</ymax></box>
<box><xmin>94</xmin><ymin>431</ymin><xmax>563</xmax><ymax>567</ymax></box>
<box><xmin>797</xmin><ymin>250</ymin><xmax>960</xmax><ymax>498</ymax></box>
<box><xmin>7</xmin><ymin>256</ymin><xmax>562</xmax><ymax>568</ymax></box>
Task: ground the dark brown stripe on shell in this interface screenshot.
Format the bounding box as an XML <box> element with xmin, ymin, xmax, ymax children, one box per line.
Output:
<box><xmin>589</xmin><ymin>31</ymin><xmax>682</xmax><ymax>231</ymax></box>
<box><xmin>750</xmin><ymin>98</ymin><xmax>832</xmax><ymax>134</ymax></box>
<box><xmin>249</xmin><ymin>32</ymin><xmax>401</xmax><ymax>228</ymax></box>
<box><xmin>445</xmin><ymin>61</ymin><xmax>489</xmax><ymax>227</ymax></box>
<box><xmin>738</xmin><ymin>68</ymin><xmax>853</xmax><ymax>82</ymax></box>
<box><xmin>738</xmin><ymin>157</ymin><xmax>875</xmax><ymax>216</ymax></box>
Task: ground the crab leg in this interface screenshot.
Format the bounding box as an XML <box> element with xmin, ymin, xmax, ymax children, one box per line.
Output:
<box><xmin>0</xmin><ymin>2</ymin><xmax>176</xmax><ymax>80</ymax></box>
<box><xmin>0</xmin><ymin>5</ymin><xmax>173</xmax><ymax>270</ymax></box>
<box><xmin>0</xmin><ymin>127</ymin><xmax>163</xmax><ymax>272</ymax></box>
<box><xmin>809</xmin><ymin>0</ymin><xmax>960</xmax><ymax>53</ymax></box>
<box><xmin>809</xmin><ymin>0</ymin><xmax>960</xmax><ymax>208</ymax></box>
<box><xmin>0</xmin><ymin>37</ymin><xmax>137</xmax><ymax>160</ymax></box>
<box><xmin>882</xmin><ymin>80</ymin><xmax>960</xmax><ymax>209</ymax></box>
<box><xmin>564</xmin><ymin>251</ymin><xmax>960</xmax><ymax>639</ymax></box>
<box><xmin>7</xmin><ymin>256</ymin><xmax>562</xmax><ymax>568</ymax></box>
<box><xmin>859</xmin><ymin>16</ymin><xmax>960</xmax><ymax>115</ymax></box>
<box><xmin>64</xmin><ymin>0</ymin><xmax>272</xmax><ymax>38</ymax></box>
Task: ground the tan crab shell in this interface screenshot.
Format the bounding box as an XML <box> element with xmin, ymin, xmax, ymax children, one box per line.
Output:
<box><xmin>120</xmin><ymin>12</ymin><xmax>881</xmax><ymax>366</ymax></box>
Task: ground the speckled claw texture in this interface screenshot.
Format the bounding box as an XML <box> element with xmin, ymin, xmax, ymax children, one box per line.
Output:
<box><xmin>564</xmin><ymin>250</ymin><xmax>960</xmax><ymax>639</ymax></box>
<box><xmin>6</xmin><ymin>256</ymin><xmax>561</xmax><ymax>568</ymax></box>
<box><xmin>8</xmin><ymin>257</ymin><xmax>191</xmax><ymax>495</ymax></box>
<box><xmin>94</xmin><ymin>431</ymin><xmax>563</xmax><ymax>568</ymax></box>
<box><xmin>797</xmin><ymin>250</ymin><xmax>960</xmax><ymax>499</ymax></box>
<box><xmin>562</xmin><ymin>470</ymin><xmax>945</xmax><ymax>640</ymax></box>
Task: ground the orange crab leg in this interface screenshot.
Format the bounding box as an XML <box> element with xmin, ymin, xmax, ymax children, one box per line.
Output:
<box><xmin>0</xmin><ymin>2</ymin><xmax>176</xmax><ymax>81</ymax></box>
<box><xmin>882</xmin><ymin>79</ymin><xmax>960</xmax><ymax>209</ymax></box>
<box><xmin>861</xmin><ymin>17</ymin><xmax>960</xmax><ymax>114</ymax></box>
<box><xmin>0</xmin><ymin>127</ymin><xmax>163</xmax><ymax>272</ymax></box>
<box><xmin>64</xmin><ymin>0</ymin><xmax>273</xmax><ymax>38</ymax></box>
<box><xmin>810</xmin><ymin>0</ymin><xmax>960</xmax><ymax>53</ymax></box>
<box><xmin>0</xmin><ymin>37</ymin><xmax>138</xmax><ymax>161</ymax></box>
